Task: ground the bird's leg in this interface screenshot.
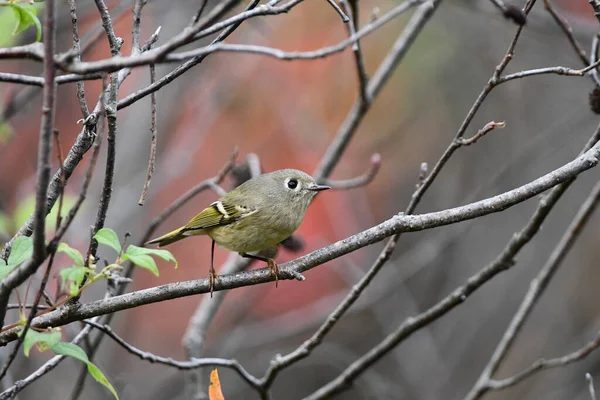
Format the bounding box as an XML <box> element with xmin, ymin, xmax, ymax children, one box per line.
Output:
<box><xmin>209</xmin><ymin>239</ymin><xmax>217</xmax><ymax>297</ymax></box>
<box><xmin>240</xmin><ymin>253</ymin><xmax>279</xmax><ymax>287</ymax></box>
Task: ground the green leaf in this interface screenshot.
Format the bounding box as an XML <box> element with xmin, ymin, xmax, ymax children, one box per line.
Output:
<box><xmin>21</xmin><ymin>329</ymin><xmax>61</xmax><ymax>357</ymax></box>
<box><xmin>53</xmin><ymin>342</ymin><xmax>119</xmax><ymax>399</ymax></box>
<box><xmin>122</xmin><ymin>254</ymin><xmax>159</xmax><ymax>276</ymax></box>
<box><xmin>10</xmin><ymin>4</ymin><xmax>42</xmax><ymax>42</ymax></box>
<box><xmin>52</xmin><ymin>341</ymin><xmax>89</xmax><ymax>363</ymax></box>
<box><xmin>125</xmin><ymin>245</ymin><xmax>178</xmax><ymax>268</ymax></box>
<box><xmin>57</xmin><ymin>243</ymin><xmax>84</xmax><ymax>266</ymax></box>
<box><xmin>7</xmin><ymin>236</ymin><xmax>33</xmax><ymax>266</ymax></box>
<box><xmin>59</xmin><ymin>266</ymin><xmax>90</xmax><ymax>296</ymax></box>
<box><xmin>94</xmin><ymin>228</ymin><xmax>121</xmax><ymax>254</ymax></box>
<box><xmin>86</xmin><ymin>362</ymin><xmax>119</xmax><ymax>400</ymax></box>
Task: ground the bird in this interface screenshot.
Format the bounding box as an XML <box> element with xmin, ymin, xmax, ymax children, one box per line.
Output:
<box><xmin>146</xmin><ymin>169</ymin><xmax>330</xmax><ymax>295</ymax></box>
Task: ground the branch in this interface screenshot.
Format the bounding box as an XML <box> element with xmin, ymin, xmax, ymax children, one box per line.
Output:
<box><xmin>483</xmin><ymin>331</ymin><xmax>600</xmax><ymax>391</ymax></box>
<box><xmin>137</xmin><ymin>61</ymin><xmax>157</xmax><ymax>206</ymax></box>
<box><xmin>303</xmin><ymin>122</ymin><xmax>600</xmax><ymax>399</ymax></box>
<box><xmin>1</xmin><ymin>139</ymin><xmax>600</xmax><ymax>344</ymax></box>
<box><xmin>0</xmin><ymin>23</ymin><xmax>163</xmax><ymax>323</ymax></box>
<box><xmin>326</xmin><ymin>0</ymin><xmax>350</xmax><ymax>22</ymax></box>
<box><xmin>313</xmin><ymin>0</ymin><xmax>436</xmax><ymax>181</ymax></box>
<box><xmin>323</xmin><ymin>154</ymin><xmax>381</xmax><ymax>189</ymax></box>
<box><xmin>117</xmin><ymin>0</ymin><xmax>262</xmax><ymax>109</ymax></box>
<box><xmin>464</xmin><ymin>178</ymin><xmax>600</xmax><ymax>399</ymax></box>
<box><xmin>341</xmin><ymin>0</ymin><xmax>369</xmax><ymax>105</ymax></box>
<box><xmin>68</xmin><ymin>0</ymin><xmax>90</xmax><ymax>118</ymax></box>
<box><xmin>81</xmin><ymin>320</ymin><xmax>262</xmax><ymax>388</ymax></box>
<box><xmin>58</xmin><ymin>0</ymin><xmax>420</xmax><ymax>74</ymax></box>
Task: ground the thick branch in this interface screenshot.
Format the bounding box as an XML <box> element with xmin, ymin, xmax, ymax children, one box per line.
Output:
<box><xmin>1</xmin><ymin>140</ymin><xmax>599</xmax><ymax>344</ymax></box>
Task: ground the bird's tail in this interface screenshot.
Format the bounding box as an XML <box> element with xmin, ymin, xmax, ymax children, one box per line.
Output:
<box><xmin>145</xmin><ymin>226</ymin><xmax>187</xmax><ymax>247</ymax></box>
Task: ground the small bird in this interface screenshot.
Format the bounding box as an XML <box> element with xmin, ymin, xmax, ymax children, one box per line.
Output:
<box><xmin>146</xmin><ymin>169</ymin><xmax>330</xmax><ymax>294</ymax></box>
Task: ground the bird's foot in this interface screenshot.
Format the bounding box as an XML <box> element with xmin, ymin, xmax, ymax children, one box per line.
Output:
<box><xmin>208</xmin><ymin>266</ymin><xmax>220</xmax><ymax>298</ymax></box>
<box><xmin>267</xmin><ymin>258</ymin><xmax>280</xmax><ymax>288</ymax></box>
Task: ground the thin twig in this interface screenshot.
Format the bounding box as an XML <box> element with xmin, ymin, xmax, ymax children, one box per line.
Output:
<box><xmin>323</xmin><ymin>154</ymin><xmax>381</xmax><ymax>189</ymax></box>
<box><xmin>117</xmin><ymin>0</ymin><xmax>263</xmax><ymax>110</ymax></box>
<box><xmin>341</xmin><ymin>0</ymin><xmax>369</xmax><ymax>104</ymax></box>
<box><xmin>480</xmin><ymin>333</ymin><xmax>600</xmax><ymax>392</ymax></box>
<box><xmin>131</xmin><ymin>0</ymin><xmax>147</xmax><ymax>53</ymax></box>
<box><xmin>313</xmin><ymin>0</ymin><xmax>433</xmax><ymax>181</ymax></box>
<box><xmin>68</xmin><ymin>0</ymin><xmax>90</xmax><ymax>118</ymax></box>
<box><xmin>456</xmin><ymin>121</ymin><xmax>505</xmax><ymax>146</ymax></box>
<box><xmin>191</xmin><ymin>0</ymin><xmax>209</xmax><ymax>25</ymax></box>
<box><xmin>80</xmin><ymin>319</ymin><xmax>262</xmax><ymax>389</ymax></box>
<box><xmin>543</xmin><ymin>0</ymin><xmax>589</xmax><ymax>66</ymax></box>
<box><xmin>326</xmin><ymin>0</ymin><xmax>350</xmax><ymax>22</ymax></box>
<box><xmin>464</xmin><ymin>177</ymin><xmax>600</xmax><ymax>400</ymax></box>
<box><xmin>588</xmin><ymin>373</ymin><xmax>597</xmax><ymax>400</ymax></box>
<box><xmin>93</xmin><ymin>0</ymin><xmax>123</xmax><ymax>56</ymax></box>
<box><xmin>50</xmin><ymin>0</ymin><xmax>419</xmax><ymax>75</ymax></box>
<box><xmin>138</xmin><ymin>62</ymin><xmax>157</xmax><ymax>205</ymax></box>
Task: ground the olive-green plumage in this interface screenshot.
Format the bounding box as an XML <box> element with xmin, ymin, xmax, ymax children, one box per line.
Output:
<box><xmin>146</xmin><ymin>169</ymin><xmax>329</xmax><ymax>253</ymax></box>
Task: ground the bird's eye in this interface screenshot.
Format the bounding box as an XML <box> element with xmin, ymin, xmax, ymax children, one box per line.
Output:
<box><xmin>287</xmin><ymin>179</ymin><xmax>298</xmax><ymax>189</ymax></box>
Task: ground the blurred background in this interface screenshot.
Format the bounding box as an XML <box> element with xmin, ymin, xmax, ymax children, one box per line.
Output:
<box><xmin>1</xmin><ymin>0</ymin><xmax>600</xmax><ymax>398</ymax></box>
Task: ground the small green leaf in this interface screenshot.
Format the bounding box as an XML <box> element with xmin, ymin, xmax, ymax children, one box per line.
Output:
<box><xmin>57</xmin><ymin>243</ymin><xmax>84</xmax><ymax>267</ymax></box>
<box><xmin>59</xmin><ymin>266</ymin><xmax>90</xmax><ymax>296</ymax></box>
<box><xmin>53</xmin><ymin>342</ymin><xmax>119</xmax><ymax>399</ymax></box>
<box><xmin>52</xmin><ymin>341</ymin><xmax>89</xmax><ymax>363</ymax></box>
<box><xmin>87</xmin><ymin>362</ymin><xmax>119</xmax><ymax>400</ymax></box>
<box><xmin>9</xmin><ymin>5</ymin><xmax>22</xmax><ymax>36</ymax></box>
<box><xmin>7</xmin><ymin>236</ymin><xmax>33</xmax><ymax>266</ymax></box>
<box><xmin>94</xmin><ymin>228</ymin><xmax>121</xmax><ymax>254</ymax></box>
<box><xmin>10</xmin><ymin>4</ymin><xmax>42</xmax><ymax>42</ymax></box>
<box><xmin>122</xmin><ymin>254</ymin><xmax>159</xmax><ymax>276</ymax></box>
<box><xmin>21</xmin><ymin>329</ymin><xmax>61</xmax><ymax>357</ymax></box>
<box><xmin>126</xmin><ymin>245</ymin><xmax>178</xmax><ymax>268</ymax></box>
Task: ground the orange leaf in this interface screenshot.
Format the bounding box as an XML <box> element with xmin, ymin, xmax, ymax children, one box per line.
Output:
<box><xmin>208</xmin><ymin>369</ymin><xmax>225</xmax><ymax>400</ymax></box>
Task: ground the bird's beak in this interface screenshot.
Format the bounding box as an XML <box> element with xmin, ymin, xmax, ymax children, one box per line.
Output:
<box><xmin>307</xmin><ymin>184</ymin><xmax>331</xmax><ymax>192</ymax></box>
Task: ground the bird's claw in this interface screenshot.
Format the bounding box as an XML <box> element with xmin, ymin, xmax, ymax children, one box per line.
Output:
<box><xmin>267</xmin><ymin>258</ymin><xmax>280</xmax><ymax>288</ymax></box>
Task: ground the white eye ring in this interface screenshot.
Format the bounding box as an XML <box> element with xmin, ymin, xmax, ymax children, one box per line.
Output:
<box><xmin>285</xmin><ymin>178</ymin><xmax>301</xmax><ymax>191</ymax></box>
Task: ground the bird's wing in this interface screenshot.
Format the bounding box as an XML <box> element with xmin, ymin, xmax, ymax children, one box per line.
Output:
<box><xmin>183</xmin><ymin>200</ymin><xmax>257</xmax><ymax>232</ymax></box>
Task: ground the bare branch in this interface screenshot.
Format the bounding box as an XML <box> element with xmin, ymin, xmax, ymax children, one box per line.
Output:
<box><xmin>81</xmin><ymin>320</ymin><xmax>262</xmax><ymax>388</ymax></box>
<box><xmin>93</xmin><ymin>0</ymin><xmax>123</xmax><ymax>56</ymax></box>
<box><xmin>314</xmin><ymin>0</ymin><xmax>435</xmax><ymax>181</ymax></box>
<box><xmin>324</xmin><ymin>154</ymin><xmax>381</xmax><ymax>190</ymax></box>
<box><xmin>588</xmin><ymin>374</ymin><xmax>598</xmax><ymax>400</ymax></box>
<box><xmin>2</xmin><ymin>139</ymin><xmax>600</xmax><ymax>344</ymax></box>
<box><xmin>68</xmin><ymin>0</ymin><xmax>90</xmax><ymax>118</ymax></box>
<box><xmin>341</xmin><ymin>0</ymin><xmax>369</xmax><ymax>104</ymax></box>
<box><xmin>304</xmin><ymin>123</ymin><xmax>600</xmax><ymax>399</ymax></box>
<box><xmin>464</xmin><ymin>178</ymin><xmax>600</xmax><ymax>399</ymax></box>
<box><xmin>456</xmin><ymin>121</ymin><xmax>505</xmax><ymax>147</ymax></box>
<box><xmin>481</xmin><ymin>332</ymin><xmax>600</xmax><ymax>392</ymax></box>
<box><xmin>138</xmin><ymin>62</ymin><xmax>157</xmax><ymax>206</ymax></box>
<box><xmin>117</xmin><ymin>0</ymin><xmax>283</xmax><ymax>110</ymax></box>
<box><xmin>326</xmin><ymin>0</ymin><xmax>350</xmax><ymax>22</ymax></box>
